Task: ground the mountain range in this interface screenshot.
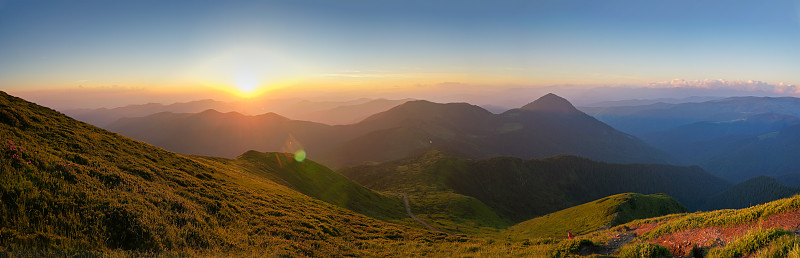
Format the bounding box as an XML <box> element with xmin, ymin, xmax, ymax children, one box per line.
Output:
<box><xmin>582</xmin><ymin>96</ymin><xmax>800</xmax><ymax>182</ymax></box>
<box><xmin>107</xmin><ymin>93</ymin><xmax>670</xmax><ymax>168</ymax></box>
<box><xmin>63</xmin><ymin>98</ymin><xmax>411</xmax><ymax>127</ymax></box>
<box><xmin>581</xmin><ymin>96</ymin><xmax>800</xmax><ymax>137</ymax></box>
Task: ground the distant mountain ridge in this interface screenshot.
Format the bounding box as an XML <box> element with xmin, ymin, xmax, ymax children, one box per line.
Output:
<box><xmin>581</xmin><ymin>96</ymin><xmax>800</xmax><ymax>182</ymax></box>
<box><xmin>107</xmin><ymin>93</ymin><xmax>670</xmax><ymax>168</ymax></box>
<box><xmin>63</xmin><ymin>98</ymin><xmax>412</xmax><ymax>127</ymax></box>
<box><xmin>696</xmin><ymin>123</ymin><xmax>800</xmax><ymax>181</ymax></box>
<box><xmin>642</xmin><ymin>112</ymin><xmax>800</xmax><ymax>164</ymax></box>
<box><xmin>581</xmin><ymin>96</ymin><xmax>800</xmax><ymax>137</ymax></box>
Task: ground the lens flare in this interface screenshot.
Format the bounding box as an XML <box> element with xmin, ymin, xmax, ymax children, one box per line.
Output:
<box><xmin>281</xmin><ymin>135</ymin><xmax>307</xmax><ymax>163</ymax></box>
<box><xmin>294</xmin><ymin>150</ymin><xmax>306</xmax><ymax>162</ymax></box>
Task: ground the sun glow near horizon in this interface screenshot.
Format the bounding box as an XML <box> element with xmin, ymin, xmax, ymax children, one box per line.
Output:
<box><xmin>235</xmin><ymin>72</ymin><xmax>261</xmax><ymax>97</ymax></box>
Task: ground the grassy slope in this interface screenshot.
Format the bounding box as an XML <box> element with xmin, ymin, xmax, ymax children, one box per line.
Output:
<box><xmin>340</xmin><ymin>151</ymin><xmax>514</xmax><ymax>235</ymax></box>
<box><xmin>634</xmin><ymin>194</ymin><xmax>800</xmax><ymax>241</ymax></box>
<box><xmin>194</xmin><ymin>150</ymin><xmax>408</xmax><ymax>221</ymax></box>
<box><xmin>560</xmin><ymin>193</ymin><xmax>800</xmax><ymax>257</ymax></box>
<box><xmin>0</xmin><ymin>91</ymin><xmax>486</xmax><ymax>256</ymax></box>
<box><xmin>501</xmin><ymin>193</ymin><xmax>686</xmax><ymax>239</ymax></box>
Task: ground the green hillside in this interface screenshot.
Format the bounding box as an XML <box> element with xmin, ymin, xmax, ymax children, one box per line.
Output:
<box><xmin>0</xmin><ymin>91</ymin><xmax>478</xmax><ymax>255</ymax></box>
<box><xmin>194</xmin><ymin>150</ymin><xmax>408</xmax><ymax>221</ymax></box>
<box><xmin>502</xmin><ymin>193</ymin><xmax>686</xmax><ymax>239</ymax></box>
<box><xmin>339</xmin><ymin>150</ymin><xmax>514</xmax><ymax>235</ymax></box>
<box><xmin>340</xmin><ymin>151</ymin><xmax>729</xmax><ymax>223</ymax></box>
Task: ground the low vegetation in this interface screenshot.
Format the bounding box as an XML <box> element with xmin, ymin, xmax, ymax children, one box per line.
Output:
<box><xmin>617</xmin><ymin>243</ymin><xmax>670</xmax><ymax>258</ymax></box>
<box><xmin>640</xmin><ymin>194</ymin><xmax>800</xmax><ymax>241</ymax></box>
<box><xmin>502</xmin><ymin>193</ymin><xmax>685</xmax><ymax>239</ymax></box>
<box><xmin>194</xmin><ymin>151</ymin><xmax>408</xmax><ymax>221</ymax></box>
<box><xmin>708</xmin><ymin>228</ymin><xmax>793</xmax><ymax>257</ymax></box>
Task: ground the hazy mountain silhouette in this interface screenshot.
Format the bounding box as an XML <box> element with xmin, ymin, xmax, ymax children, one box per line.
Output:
<box><xmin>581</xmin><ymin>96</ymin><xmax>800</xmax><ymax>182</ymax></box>
<box><xmin>696</xmin><ymin>123</ymin><xmax>800</xmax><ymax>182</ymax></box>
<box><xmin>642</xmin><ymin>112</ymin><xmax>800</xmax><ymax>165</ymax></box>
<box><xmin>65</xmin><ymin>98</ymin><xmax>411</xmax><ymax>127</ymax></box>
<box><xmin>63</xmin><ymin>99</ymin><xmax>234</xmax><ymax>127</ymax></box>
<box><xmin>107</xmin><ymin>109</ymin><xmax>339</xmax><ymax>159</ymax></box>
<box><xmin>108</xmin><ymin>94</ymin><xmax>670</xmax><ymax>168</ymax></box>
<box><xmin>581</xmin><ymin>96</ymin><xmax>723</xmax><ymax>108</ymax></box>
<box><xmin>290</xmin><ymin>98</ymin><xmax>412</xmax><ymax>125</ymax></box>
<box><xmin>581</xmin><ymin>96</ymin><xmax>800</xmax><ymax>137</ymax></box>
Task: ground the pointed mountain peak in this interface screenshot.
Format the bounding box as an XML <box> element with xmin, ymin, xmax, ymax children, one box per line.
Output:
<box><xmin>519</xmin><ymin>93</ymin><xmax>580</xmax><ymax>114</ymax></box>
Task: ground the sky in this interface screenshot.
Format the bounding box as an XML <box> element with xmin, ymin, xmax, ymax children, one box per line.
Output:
<box><xmin>1</xmin><ymin>0</ymin><xmax>800</xmax><ymax>108</ymax></box>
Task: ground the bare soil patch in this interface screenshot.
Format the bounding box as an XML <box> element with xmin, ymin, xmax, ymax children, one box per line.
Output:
<box><xmin>650</xmin><ymin>211</ymin><xmax>800</xmax><ymax>256</ymax></box>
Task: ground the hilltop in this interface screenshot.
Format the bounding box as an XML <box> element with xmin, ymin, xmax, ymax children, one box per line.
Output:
<box><xmin>520</xmin><ymin>93</ymin><xmax>582</xmax><ymax>114</ymax></box>
<box><xmin>501</xmin><ymin>193</ymin><xmax>686</xmax><ymax>239</ymax></box>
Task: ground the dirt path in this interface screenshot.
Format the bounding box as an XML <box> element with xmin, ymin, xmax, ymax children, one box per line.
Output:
<box><xmin>650</xmin><ymin>211</ymin><xmax>800</xmax><ymax>256</ymax></box>
<box><xmin>588</xmin><ymin>211</ymin><xmax>800</xmax><ymax>257</ymax></box>
<box><xmin>396</xmin><ymin>193</ymin><xmax>449</xmax><ymax>234</ymax></box>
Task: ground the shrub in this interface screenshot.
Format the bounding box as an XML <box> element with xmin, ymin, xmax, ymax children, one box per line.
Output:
<box><xmin>709</xmin><ymin>228</ymin><xmax>793</xmax><ymax>257</ymax></box>
<box><xmin>550</xmin><ymin>239</ymin><xmax>596</xmax><ymax>258</ymax></box>
<box><xmin>617</xmin><ymin>243</ymin><xmax>670</xmax><ymax>258</ymax></box>
<box><xmin>753</xmin><ymin>235</ymin><xmax>800</xmax><ymax>258</ymax></box>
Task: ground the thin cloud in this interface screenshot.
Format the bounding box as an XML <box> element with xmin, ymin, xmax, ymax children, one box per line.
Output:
<box><xmin>648</xmin><ymin>79</ymin><xmax>800</xmax><ymax>95</ymax></box>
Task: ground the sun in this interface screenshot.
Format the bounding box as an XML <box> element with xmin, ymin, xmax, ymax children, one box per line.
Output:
<box><xmin>236</xmin><ymin>73</ymin><xmax>260</xmax><ymax>97</ymax></box>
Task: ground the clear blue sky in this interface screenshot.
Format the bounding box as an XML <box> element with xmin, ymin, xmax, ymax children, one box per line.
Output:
<box><xmin>1</xmin><ymin>0</ymin><xmax>799</xmax><ymax>96</ymax></box>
